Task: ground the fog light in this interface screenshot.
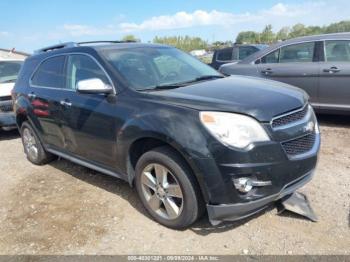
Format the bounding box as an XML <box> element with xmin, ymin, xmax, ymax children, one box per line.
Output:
<box><xmin>233</xmin><ymin>177</ymin><xmax>253</xmax><ymax>193</ymax></box>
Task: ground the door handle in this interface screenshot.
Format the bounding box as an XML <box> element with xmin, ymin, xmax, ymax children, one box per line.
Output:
<box><xmin>261</xmin><ymin>68</ymin><xmax>274</xmax><ymax>75</ymax></box>
<box><xmin>60</xmin><ymin>100</ymin><xmax>72</xmax><ymax>107</ymax></box>
<box><xmin>323</xmin><ymin>67</ymin><xmax>340</xmax><ymax>73</ymax></box>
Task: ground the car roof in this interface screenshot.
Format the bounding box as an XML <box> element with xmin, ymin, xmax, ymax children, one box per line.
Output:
<box><xmin>239</xmin><ymin>32</ymin><xmax>350</xmax><ymax>64</ymax></box>
<box><xmin>31</xmin><ymin>41</ymin><xmax>171</xmax><ymax>59</ymax></box>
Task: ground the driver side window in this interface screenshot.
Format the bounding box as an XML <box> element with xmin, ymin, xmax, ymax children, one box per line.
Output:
<box><xmin>260</xmin><ymin>49</ymin><xmax>280</xmax><ymax>64</ymax></box>
<box><xmin>66</xmin><ymin>55</ymin><xmax>110</xmax><ymax>90</ymax></box>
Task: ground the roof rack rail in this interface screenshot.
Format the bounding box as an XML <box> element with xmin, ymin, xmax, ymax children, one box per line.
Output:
<box><xmin>34</xmin><ymin>40</ymin><xmax>137</xmax><ymax>54</ymax></box>
<box><xmin>34</xmin><ymin>42</ymin><xmax>78</xmax><ymax>54</ymax></box>
<box><xmin>78</xmin><ymin>40</ymin><xmax>137</xmax><ymax>45</ymax></box>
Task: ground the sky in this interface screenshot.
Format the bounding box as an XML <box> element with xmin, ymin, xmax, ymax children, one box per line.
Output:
<box><xmin>1</xmin><ymin>0</ymin><xmax>350</xmax><ymax>53</ymax></box>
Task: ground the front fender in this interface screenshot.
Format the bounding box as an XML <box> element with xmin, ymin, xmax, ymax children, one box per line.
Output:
<box><xmin>115</xmin><ymin>106</ymin><xmax>213</xmax><ymax>201</ymax></box>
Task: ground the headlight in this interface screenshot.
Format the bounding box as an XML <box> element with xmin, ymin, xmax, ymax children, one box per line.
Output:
<box><xmin>200</xmin><ymin>111</ymin><xmax>270</xmax><ymax>149</ymax></box>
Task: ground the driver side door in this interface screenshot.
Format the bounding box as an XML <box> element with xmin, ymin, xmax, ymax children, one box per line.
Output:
<box><xmin>61</xmin><ymin>54</ymin><xmax>119</xmax><ymax>169</ymax></box>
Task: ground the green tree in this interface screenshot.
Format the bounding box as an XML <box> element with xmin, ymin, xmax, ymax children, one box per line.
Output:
<box><xmin>325</xmin><ymin>21</ymin><xmax>350</xmax><ymax>33</ymax></box>
<box><xmin>153</xmin><ymin>36</ymin><xmax>208</xmax><ymax>52</ymax></box>
<box><xmin>236</xmin><ymin>31</ymin><xmax>261</xmax><ymax>44</ymax></box>
<box><xmin>121</xmin><ymin>34</ymin><xmax>140</xmax><ymax>42</ymax></box>
<box><xmin>260</xmin><ymin>24</ymin><xmax>275</xmax><ymax>44</ymax></box>
<box><xmin>289</xmin><ymin>23</ymin><xmax>308</xmax><ymax>38</ymax></box>
<box><xmin>275</xmin><ymin>26</ymin><xmax>291</xmax><ymax>41</ymax></box>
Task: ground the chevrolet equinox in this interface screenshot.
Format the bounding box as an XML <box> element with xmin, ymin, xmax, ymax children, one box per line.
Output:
<box><xmin>13</xmin><ymin>41</ymin><xmax>320</xmax><ymax>229</ymax></box>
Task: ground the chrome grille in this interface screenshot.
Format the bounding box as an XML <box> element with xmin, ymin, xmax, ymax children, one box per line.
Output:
<box><xmin>0</xmin><ymin>101</ymin><xmax>13</xmax><ymax>112</ymax></box>
<box><xmin>282</xmin><ymin>133</ymin><xmax>316</xmax><ymax>156</ymax></box>
<box><xmin>0</xmin><ymin>96</ymin><xmax>12</xmax><ymax>102</ymax></box>
<box><xmin>272</xmin><ymin>106</ymin><xmax>309</xmax><ymax>129</ymax></box>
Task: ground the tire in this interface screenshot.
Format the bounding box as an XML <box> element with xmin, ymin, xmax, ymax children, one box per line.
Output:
<box><xmin>20</xmin><ymin>121</ymin><xmax>56</xmax><ymax>165</ymax></box>
<box><xmin>135</xmin><ymin>146</ymin><xmax>205</xmax><ymax>229</ymax></box>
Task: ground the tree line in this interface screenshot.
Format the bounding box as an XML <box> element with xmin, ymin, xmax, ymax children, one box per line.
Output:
<box><xmin>236</xmin><ymin>20</ymin><xmax>350</xmax><ymax>44</ymax></box>
<box><xmin>121</xmin><ymin>20</ymin><xmax>350</xmax><ymax>51</ymax></box>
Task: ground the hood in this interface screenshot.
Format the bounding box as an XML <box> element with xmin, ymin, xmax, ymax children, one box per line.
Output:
<box><xmin>148</xmin><ymin>76</ymin><xmax>308</xmax><ymax>122</ymax></box>
<box><xmin>0</xmin><ymin>82</ymin><xmax>15</xmax><ymax>97</ymax></box>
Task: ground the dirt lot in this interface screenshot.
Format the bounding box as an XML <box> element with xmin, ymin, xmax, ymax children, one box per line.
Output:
<box><xmin>0</xmin><ymin>114</ymin><xmax>349</xmax><ymax>255</ymax></box>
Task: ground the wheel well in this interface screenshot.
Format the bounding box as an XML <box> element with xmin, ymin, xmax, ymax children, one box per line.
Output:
<box><xmin>129</xmin><ymin>138</ymin><xmax>168</xmax><ymax>170</ymax></box>
<box><xmin>128</xmin><ymin>137</ymin><xmax>208</xmax><ymax>204</ymax></box>
<box><xmin>16</xmin><ymin>114</ymin><xmax>28</xmax><ymax>130</ymax></box>
<box><xmin>128</xmin><ymin>138</ymin><xmax>197</xmax><ymax>183</ymax></box>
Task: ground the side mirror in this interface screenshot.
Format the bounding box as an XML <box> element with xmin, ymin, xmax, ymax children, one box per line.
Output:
<box><xmin>76</xmin><ymin>78</ymin><xmax>113</xmax><ymax>94</ymax></box>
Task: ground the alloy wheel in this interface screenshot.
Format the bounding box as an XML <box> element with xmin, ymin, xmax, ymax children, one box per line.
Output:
<box><xmin>140</xmin><ymin>163</ymin><xmax>184</xmax><ymax>220</ymax></box>
<box><xmin>22</xmin><ymin>128</ymin><xmax>39</xmax><ymax>160</ymax></box>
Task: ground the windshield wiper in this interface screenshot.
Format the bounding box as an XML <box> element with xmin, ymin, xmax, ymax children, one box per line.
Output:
<box><xmin>139</xmin><ymin>75</ymin><xmax>224</xmax><ymax>92</ymax></box>
<box><xmin>140</xmin><ymin>83</ymin><xmax>186</xmax><ymax>92</ymax></box>
<box><xmin>192</xmin><ymin>75</ymin><xmax>225</xmax><ymax>81</ymax></box>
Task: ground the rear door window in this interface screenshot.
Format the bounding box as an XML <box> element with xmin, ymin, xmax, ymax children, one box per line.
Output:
<box><xmin>325</xmin><ymin>40</ymin><xmax>350</xmax><ymax>62</ymax></box>
<box><xmin>216</xmin><ymin>48</ymin><xmax>233</xmax><ymax>61</ymax></box>
<box><xmin>279</xmin><ymin>42</ymin><xmax>315</xmax><ymax>63</ymax></box>
<box><xmin>31</xmin><ymin>56</ymin><xmax>66</xmax><ymax>88</ymax></box>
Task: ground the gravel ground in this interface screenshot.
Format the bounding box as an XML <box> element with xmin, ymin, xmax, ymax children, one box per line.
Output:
<box><xmin>0</xmin><ymin>114</ymin><xmax>349</xmax><ymax>255</ymax></box>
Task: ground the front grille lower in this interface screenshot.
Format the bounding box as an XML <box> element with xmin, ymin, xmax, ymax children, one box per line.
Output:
<box><xmin>282</xmin><ymin>133</ymin><xmax>316</xmax><ymax>156</ymax></box>
<box><xmin>0</xmin><ymin>96</ymin><xmax>12</xmax><ymax>102</ymax></box>
<box><xmin>0</xmin><ymin>101</ymin><xmax>13</xmax><ymax>112</ymax></box>
<box><xmin>272</xmin><ymin>106</ymin><xmax>309</xmax><ymax>128</ymax></box>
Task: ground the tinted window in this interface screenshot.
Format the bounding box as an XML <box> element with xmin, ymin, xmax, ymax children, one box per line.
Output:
<box><xmin>261</xmin><ymin>49</ymin><xmax>280</xmax><ymax>64</ymax></box>
<box><xmin>279</xmin><ymin>42</ymin><xmax>315</xmax><ymax>63</ymax></box>
<box><xmin>153</xmin><ymin>55</ymin><xmax>190</xmax><ymax>80</ymax></box>
<box><xmin>32</xmin><ymin>56</ymin><xmax>65</xmax><ymax>88</ymax></box>
<box><xmin>325</xmin><ymin>40</ymin><xmax>350</xmax><ymax>62</ymax></box>
<box><xmin>239</xmin><ymin>46</ymin><xmax>258</xmax><ymax>60</ymax></box>
<box><xmin>66</xmin><ymin>55</ymin><xmax>110</xmax><ymax>90</ymax></box>
<box><xmin>0</xmin><ymin>61</ymin><xmax>23</xmax><ymax>84</ymax></box>
<box><xmin>216</xmin><ymin>48</ymin><xmax>233</xmax><ymax>61</ymax></box>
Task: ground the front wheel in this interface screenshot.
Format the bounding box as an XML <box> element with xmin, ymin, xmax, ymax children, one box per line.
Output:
<box><xmin>135</xmin><ymin>147</ymin><xmax>204</xmax><ymax>229</ymax></box>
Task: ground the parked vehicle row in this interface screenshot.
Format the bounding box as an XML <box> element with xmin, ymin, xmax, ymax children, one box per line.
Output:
<box><xmin>0</xmin><ymin>59</ymin><xmax>24</xmax><ymax>130</ymax></box>
<box><xmin>219</xmin><ymin>33</ymin><xmax>350</xmax><ymax>114</ymax></box>
<box><xmin>210</xmin><ymin>44</ymin><xmax>268</xmax><ymax>69</ymax></box>
<box><xmin>12</xmin><ymin>41</ymin><xmax>320</xmax><ymax>228</ymax></box>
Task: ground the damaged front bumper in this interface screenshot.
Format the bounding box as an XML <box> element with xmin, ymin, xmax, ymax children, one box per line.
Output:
<box><xmin>207</xmin><ymin>170</ymin><xmax>314</xmax><ymax>225</ymax></box>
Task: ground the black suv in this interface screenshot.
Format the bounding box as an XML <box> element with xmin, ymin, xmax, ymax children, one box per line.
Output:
<box><xmin>13</xmin><ymin>41</ymin><xmax>320</xmax><ymax>229</ymax></box>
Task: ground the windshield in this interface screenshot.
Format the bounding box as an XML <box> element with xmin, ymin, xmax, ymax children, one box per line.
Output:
<box><xmin>101</xmin><ymin>46</ymin><xmax>221</xmax><ymax>91</ymax></box>
<box><xmin>0</xmin><ymin>61</ymin><xmax>23</xmax><ymax>84</ymax></box>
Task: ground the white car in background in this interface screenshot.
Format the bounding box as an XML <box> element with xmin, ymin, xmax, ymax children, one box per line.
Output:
<box><xmin>0</xmin><ymin>59</ymin><xmax>24</xmax><ymax>130</ymax></box>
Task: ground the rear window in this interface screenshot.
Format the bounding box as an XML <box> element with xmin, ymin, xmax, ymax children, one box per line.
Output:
<box><xmin>31</xmin><ymin>56</ymin><xmax>65</xmax><ymax>88</ymax></box>
<box><xmin>0</xmin><ymin>61</ymin><xmax>23</xmax><ymax>84</ymax></box>
<box><xmin>216</xmin><ymin>48</ymin><xmax>233</xmax><ymax>61</ymax></box>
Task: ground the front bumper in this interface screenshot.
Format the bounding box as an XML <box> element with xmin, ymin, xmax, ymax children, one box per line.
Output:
<box><xmin>207</xmin><ymin>170</ymin><xmax>314</xmax><ymax>225</ymax></box>
<box><xmin>0</xmin><ymin>99</ymin><xmax>16</xmax><ymax>129</ymax></box>
<box><xmin>0</xmin><ymin>112</ymin><xmax>16</xmax><ymax>129</ymax></box>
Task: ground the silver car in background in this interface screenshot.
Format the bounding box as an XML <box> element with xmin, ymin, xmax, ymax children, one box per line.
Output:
<box><xmin>219</xmin><ymin>33</ymin><xmax>350</xmax><ymax>114</ymax></box>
